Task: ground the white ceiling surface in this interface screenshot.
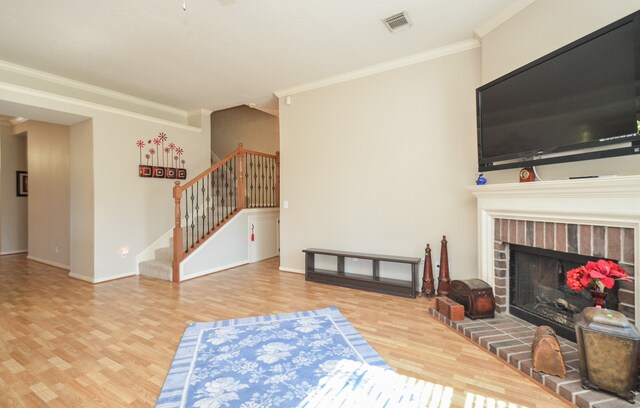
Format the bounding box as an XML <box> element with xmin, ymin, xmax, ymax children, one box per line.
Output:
<box><xmin>0</xmin><ymin>0</ymin><xmax>519</xmax><ymax>116</ymax></box>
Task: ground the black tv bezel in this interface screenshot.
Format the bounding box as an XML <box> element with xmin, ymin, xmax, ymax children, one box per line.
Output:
<box><xmin>476</xmin><ymin>10</ymin><xmax>640</xmax><ymax>172</ymax></box>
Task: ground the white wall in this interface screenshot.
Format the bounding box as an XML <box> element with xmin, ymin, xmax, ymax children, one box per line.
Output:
<box><xmin>211</xmin><ymin>105</ymin><xmax>279</xmax><ymax>158</ymax></box>
<box><xmin>0</xmin><ymin>66</ymin><xmax>211</xmax><ymax>282</ymax></box>
<box><xmin>279</xmin><ymin>48</ymin><xmax>481</xmax><ymax>280</ymax></box>
<box><xmin>0</xmin><ymin>125</ymin><xmax>27</xmax><ymax>254</ymax></box>
<box><xmin>12</xmin><ymin>120</ymin><xmax>71</xmax><ymax>268</ymax></box>
<box><xmin>480</xmin><ymin>0</ymin><xmax>640</xmax><ymax>183</ymax></box>
<box><xmin>181</xmin><ymin>208</ymin><xmax>279</xmax><ymax>280</ymax></box>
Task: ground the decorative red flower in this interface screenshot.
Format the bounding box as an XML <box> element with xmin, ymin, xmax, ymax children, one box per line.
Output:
<box><xmin>168</xmin><ymin>143</ymin><xmax>176</xmax><ymax>150</ymax></box>
<box><xmin>158</xmin><ymin>132</ymin><xmax>168</xmax><ymax>142</ymax></box>
<box><xmin>176</xmin><ymin>147</ymin><xmax>184</xmax><ymax>156</ymax></box>
<box><xmin>153</xmin><ymin>138</ymin><xmax>161</xmax><ymax>146</ymax></box>
<box><xmin>149</xmin><ymin>148</ymin><xmax>156</xmax><ymax>155</ymax></box>
<box><xmin>566</xmin><ymin>259</ymin><xmax>631</xmax><ymax>292</ymax></box>
<box><xmin>136</xmin><ymin>140</ymin><xmax>145</xmax><ymax>148</ymax></box>
<box><xmin>164</xmin><ymin>147</ymin><xmax>170</xmax><ymax>153</ymax></box>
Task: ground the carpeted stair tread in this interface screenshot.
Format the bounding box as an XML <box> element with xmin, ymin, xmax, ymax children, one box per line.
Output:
<box><xmin>139</xmin><ymin>259</ymin><xmax>172</xmax><ymax>281</ymax></box>
<box><xmin>154</xmin><ymin>247</ymin><xmax>173</xmax><ymax>262</ymax></box>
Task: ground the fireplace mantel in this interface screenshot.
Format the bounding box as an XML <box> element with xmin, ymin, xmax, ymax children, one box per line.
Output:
<box><xmin>469</xmin><ymin>175</ymin><xmax>640</xmax><ymax>324</ymax></box>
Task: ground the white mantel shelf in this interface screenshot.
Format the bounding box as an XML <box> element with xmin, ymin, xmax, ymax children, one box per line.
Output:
<box><xmin>468</xmin><ymin>175</ymin><xmax>640</xmax><ymax>197</ymax></box>
<box><xmin>468</xmin><ymin>174</ymin><xmax>640</xmax><ymax>324</ymax></box>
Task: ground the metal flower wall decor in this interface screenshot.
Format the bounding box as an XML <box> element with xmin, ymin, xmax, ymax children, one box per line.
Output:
<box><xmin>137</xmin><ymin>132</ymin><xmax>187</xmax><ymax>179</ymax></box>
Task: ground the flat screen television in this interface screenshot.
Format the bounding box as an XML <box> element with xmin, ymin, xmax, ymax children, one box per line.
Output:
<box><xmin>477</xmin><ymin>10</ymin><xmax>640</xmax><ymax>171</ymax></box>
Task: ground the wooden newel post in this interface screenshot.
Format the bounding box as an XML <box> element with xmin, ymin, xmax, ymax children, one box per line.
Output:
<box><xmin>237</xmin><ymin>143</ymin><xmax>246</xmax><ymax>210</ymax></box>
<box><xmin>275</xmin><ymin>151</ymin><xmax>280</xmax><ymax>207</ymax></box>
<box><xmin>172</xmin><ymin>181</ymin><xmax>183</xmax><ymax>283</ymax></box>
<box><xmin>421</xmin><ymin>244</ymin><xmax>435</xmax><ymax>297</ymax></box>
<box><xmin>437</xmin><ymin>235</ymin><xmax>451</xmax><ymax>296</ymax></box>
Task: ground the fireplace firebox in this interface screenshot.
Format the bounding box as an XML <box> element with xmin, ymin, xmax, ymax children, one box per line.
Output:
<box><xmin>509</xmin><ymin>245</ymin><xmax>619</xmax><ymax>342</ymax></box>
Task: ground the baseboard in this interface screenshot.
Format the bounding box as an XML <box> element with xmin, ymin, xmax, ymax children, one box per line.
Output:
<box><xmin>279</xmin><ymin>266</ymin><xmax>304</xmax><ymax>274</ymax></box>
<box><xmin>69</xmin><ymin>271</ymin><xmax>137</xmax><ymax>284</ymax></box>
<box><xmin>181</xmin><ymin>260</ymin><xmax>249</xmax><ymax>282</ymax></box>
<box><xmin>27</xmin><ymin>255</ymin><xmax>70</xmax><ymax>270</ymax></box>
<box><xmin>0</xmin><ymin>249</ymin><xmax>28</xmax><ymax>255</ymax></box>
<box><xmin>68</xmin><ymin>273</ymin><xmax>94</xmax><ymax>283</ymax></box>
<box><xmin>93</xmin><ymin>271</ymin><xmax>137</xmax><ymax>283</ymax></box>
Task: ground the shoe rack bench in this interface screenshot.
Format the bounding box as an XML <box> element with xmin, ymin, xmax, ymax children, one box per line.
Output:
<box><xmin>302</xmin><ymin>248</ymin><xmax>420</xmax><ymax>298</ymax></box>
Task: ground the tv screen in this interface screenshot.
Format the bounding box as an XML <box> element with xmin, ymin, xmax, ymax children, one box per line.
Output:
<box><xmin>477</xmin><ymin>11</ymin><xmax>640</xmax><ymax>171</ymax></box>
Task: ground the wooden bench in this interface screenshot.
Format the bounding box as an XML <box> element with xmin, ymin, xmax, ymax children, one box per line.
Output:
<box><xmin>302</xmin><ymin>248</ymin><xmax>421</xmax><ymax>298</ymax></box>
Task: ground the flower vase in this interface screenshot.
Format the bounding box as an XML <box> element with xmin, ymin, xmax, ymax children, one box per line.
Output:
<box><xmin>589</xmin><ymin>290</ymin><xmax>607</xmax><ymax>308</ymax></box>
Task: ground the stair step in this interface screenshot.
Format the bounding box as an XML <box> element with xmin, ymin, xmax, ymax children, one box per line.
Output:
<box><xmin>139</xmin><ymin>259</ymin><xmax>172</xmax><ymax>281</ymax></box>
<box><xmin>154</xmin><ymin>247</ymin><xmax>173</xmax><ymax>262</ymax></box>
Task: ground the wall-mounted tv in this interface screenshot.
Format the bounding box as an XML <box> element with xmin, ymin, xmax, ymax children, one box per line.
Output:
<box><xmin>477</xmin><ymin>10</ymin><xmax>640</xmax><ymax>171</ymax></box>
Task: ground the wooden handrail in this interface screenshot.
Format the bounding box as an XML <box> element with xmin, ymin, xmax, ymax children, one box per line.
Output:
<box><xmin>171</xmin><ymin>143</ymin><xmax>279</xmax><ymax>281</ymax></box>
<box><xmin>177</xmin><ymin>144</ymin><xmax>244</xmax><ymax>193</ymax></box>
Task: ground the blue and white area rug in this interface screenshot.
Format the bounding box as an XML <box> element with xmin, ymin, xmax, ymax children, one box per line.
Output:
<box><xmin>157</xmin><ymin>306</ymin><xmax>436</xmax><ymax>408</ymax></box>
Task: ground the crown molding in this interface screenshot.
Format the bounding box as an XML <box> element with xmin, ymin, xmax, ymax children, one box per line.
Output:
<box><xmin>474</xmin><ymin>0</ymin><xmax>536</xmax><ymax>38</ymax></box>
<box><xmin>0</xmin><ymin>59</ymin><xmax>188</xmax><ymax>117</ymax></box>
<box><xmin>274</xmin><ymin>38</ymin><xmax>480</xmax><ymax>98</ymax></box>
<box><xmin>0</xmin><ymin>81</ymin><xmax>202</xmax><ymax>131</ymax></box>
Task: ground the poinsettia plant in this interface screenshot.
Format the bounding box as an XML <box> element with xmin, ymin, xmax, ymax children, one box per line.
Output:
<box><xmin>566</xmin><ymin>259</ymin><xmax>632</xmax><ymax>292</ymax></box>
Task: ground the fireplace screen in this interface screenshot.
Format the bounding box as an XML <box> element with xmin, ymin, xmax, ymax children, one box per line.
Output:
<box><xmin>509</xmin><ymin>245</ymin><xmax>618</xmax><ymax>341</ymax></box>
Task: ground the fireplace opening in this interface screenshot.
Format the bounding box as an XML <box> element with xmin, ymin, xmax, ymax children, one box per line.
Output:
<box><xmin>509</xmin><ymin>245</ymin><xmax>619</xmax><ymax>342</ymax></box>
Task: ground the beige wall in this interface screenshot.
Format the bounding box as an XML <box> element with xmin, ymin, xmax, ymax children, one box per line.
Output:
<box><xmin>0</xmin><ymin>125</ymin><xmax>28</xmax><ymax>254</ymax></box>
<box><xmin>70</xmin><ymin>119</ymin><xmax>94</xmax><ymax>280</ymax></box>
<box><xmin>1</xmin><ymin>72</ymin><xmax>211</xmax><ymax>281</ymax></box>
<box><xmin>12</xmin><ymin>120</ymin><xmax>71</xmax><ymax>267</ymax></box>
<box><xmin>211</xmin><ymin>105</ymin><xmax>279</xmax><ymax>158</ymax></box>
<box><xmin>279</xmin><ymin>48</ymin><xmax>481</xmax><ymax>279</ymax></box>
<box><xmin>480</xmin><ymin>0</ymin><xmax>640</xmax><ymax>183</ymax></box>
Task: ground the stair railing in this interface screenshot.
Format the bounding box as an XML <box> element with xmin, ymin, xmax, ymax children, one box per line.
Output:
<box><xmin>172</xmin><ymin>143</ymin><xmax>279</xmax><ymax>281</ymax></box>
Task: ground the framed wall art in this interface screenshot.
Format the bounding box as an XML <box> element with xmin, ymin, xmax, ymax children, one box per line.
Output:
<box><xmin>16</xmin><ymin>171</ymin><xmax>28</xmax><ymax>197</ymax></box>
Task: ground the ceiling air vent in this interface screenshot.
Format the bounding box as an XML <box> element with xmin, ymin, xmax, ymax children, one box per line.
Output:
<box><xmin>382</xmin><ymin>11</ymin><xmax>412</xmax><ymax>33</ymax></box>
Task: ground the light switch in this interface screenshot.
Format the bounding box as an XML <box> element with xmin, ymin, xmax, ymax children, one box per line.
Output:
<box><xmin>283</xmin><ymin>201</ymin><xmax>289</xmax><ymax>209</ymax></box>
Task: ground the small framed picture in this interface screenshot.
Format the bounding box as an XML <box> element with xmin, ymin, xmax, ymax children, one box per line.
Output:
<box><xmin>16</xmin><ymin>171</ymin><xmax>28</xmax><ymax>197</ymax></box>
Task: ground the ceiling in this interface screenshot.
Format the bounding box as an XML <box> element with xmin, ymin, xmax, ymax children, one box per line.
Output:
<box><xmin>0</xmin><ymin>0</ymin><xmax>527</xmax><ymax>116</ymax></box>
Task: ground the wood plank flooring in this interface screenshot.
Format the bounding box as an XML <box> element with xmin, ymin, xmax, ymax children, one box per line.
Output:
<box><xmin>0</xmin><ymin>255</ymin><xmax>572</xmax><ymax>407</ymax></box>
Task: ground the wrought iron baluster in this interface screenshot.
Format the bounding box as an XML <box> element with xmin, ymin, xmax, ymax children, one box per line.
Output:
<box><xmin>244</xmin><ymin>156</ymin><xmax>249</xmax><ymax>208</ymax></box>
<box><xmin>201</xmin><ymin>179</ymin><xmax>206</xmax><ymax>238</ymax></box>
<box><xmin>252</xmin><ymin>155</ymin><xmax>257</xmax><ymax>208</ymax></box>
<box><xmin>184</xmin><ymin>190</ymin><xmax>189</xmax><ymax>252</ymax></box>
<box><xmin>195</xmin><ymin>181</ymin><xmax>200</xmax><ymax>242</ymax></box>
<box><xmin>268</xmin><ymin>157</ymin><xmax>274</xmax><ymax>207</ymax></box>
<box><xmin>224</xmin><ymin>161</ymin><xmax>228</xmax><ymax>218</ymax></box>
<box><xmin>233</xmin><ymin>156</ymin><xmax>237</xmax><ymax>211</ymax></box>
<box><xmin>190</xmin><ymin>185</ymin><xmax>195</xmax><ymax>248</ymax></box>
<box><xmin>215</xmin><ymin>168</ymin><xmax>221</xmax><ymax>226</ymax></box>
<box><xmin>261</xmin><ymin>155</ymin><xmax>265</xmax><ymax>207</ymax></box>
<box><xmin>272</xmin><ymin>157</ymin><xmax>276</xmax><ymax>206</ymax></box>
<box><xmin>219</xmin><ymin>167</ymin><xmax>224</xmax><ymax>222</ymax></box>
<box><xmin>206</xmin><ymin>173</ymin><xmax>211</xmax><ymax>233</ymax></box>
<box><xmin>256</xmin><ymin>156</ymin><xmax>261</xmax><ymax>207</ymax></box>
<box><xmin>211</xmin><ymin>170</ymin><xmax>218</xmax><ymax>230</ymax></box>
<box><xmin>229</xmin><ymin>158</ymin><xmax>235</xmax><ymax>213</ymax></box>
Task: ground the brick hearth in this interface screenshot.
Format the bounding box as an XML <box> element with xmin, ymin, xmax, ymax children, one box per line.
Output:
<box><xmin>428</xmin><ymin>307</ymin><xmax>638</xmax><ymax>408</ymax></box>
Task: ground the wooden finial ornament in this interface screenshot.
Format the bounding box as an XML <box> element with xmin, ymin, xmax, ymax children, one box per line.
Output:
<box><xmin>421</xmin><ymin>244</ymin><xmax>435</xmax><ymax>297</ymax></box>
<box><xmin>437</xmin><ymin>235</ymin><xmax>451</xmax><ymax>296</ymax></box>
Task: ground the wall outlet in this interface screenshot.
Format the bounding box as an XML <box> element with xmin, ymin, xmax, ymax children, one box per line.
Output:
<box><xmin>120</xmin><ymin>247</ymin><xmax>129</xmax><ymax>257</ymax></box>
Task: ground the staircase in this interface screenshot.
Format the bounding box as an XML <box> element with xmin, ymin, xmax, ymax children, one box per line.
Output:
<box><xmin>138</xmin><ymin>246</ymin><xmax>173</xmax><ymax>280</ymax></box>
<box><xmin>138</xmin><ymin>144</ymin><xmax>279</xmax><ymax>282</ymax></box>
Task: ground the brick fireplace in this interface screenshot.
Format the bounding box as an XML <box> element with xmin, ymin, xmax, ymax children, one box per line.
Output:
<box><xmin>471</xmin><ymin>175</ymin><xmax>640</xmax><ymax>326</ymax></box>
<box><xmin>493</xmin><ymin>219</ymin><xmax>635</xmax><ymax>328</ymax></box>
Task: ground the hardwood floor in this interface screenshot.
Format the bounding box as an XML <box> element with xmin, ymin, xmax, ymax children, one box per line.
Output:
<box><xmin>0</xmin><ymin>255</ymin><xmax>571</xmax><ymax>407</ymax></box>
